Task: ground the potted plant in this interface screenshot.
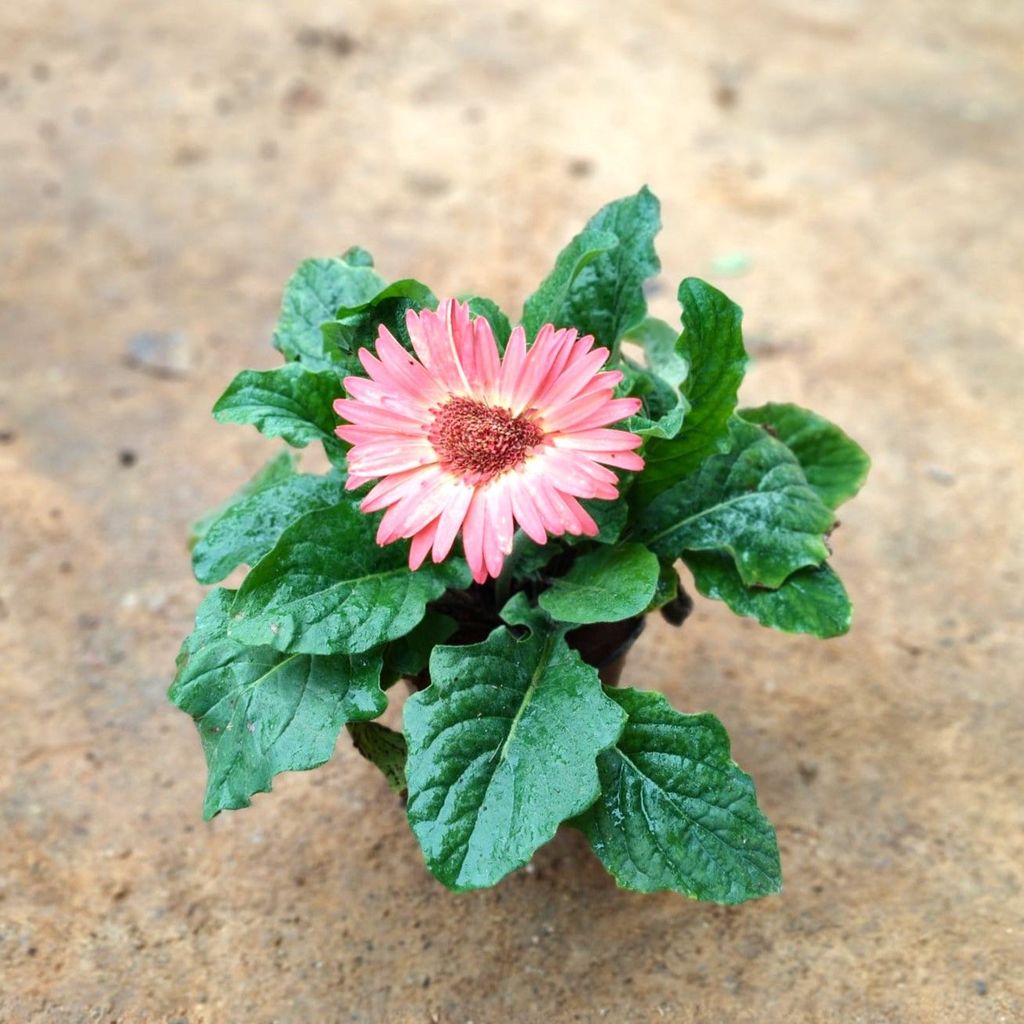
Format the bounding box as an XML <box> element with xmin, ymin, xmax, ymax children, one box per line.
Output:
<box><xmin>171</xmin><ymin>187</ymin><xmax>868</xmax><ymax>903</ymax></box>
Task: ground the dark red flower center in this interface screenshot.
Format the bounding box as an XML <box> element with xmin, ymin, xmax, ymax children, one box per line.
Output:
<box><xmin>429</xmin><ymin>397</ymin><xmax>544</xmax><ymax>482</ymax></box>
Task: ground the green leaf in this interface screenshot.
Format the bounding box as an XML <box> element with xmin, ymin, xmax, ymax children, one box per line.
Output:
<box><xmin>169</xmin><ymin>589</ymin><xmax>386</xmax><ymax>819</ymax></box>
<box><xmin>348</xmin><ymin>721</ymin><xmax>407</xmax><ymax>793</ymax></box>
<box><xmin>738</xmin><ymin>403</ymin><xmax>870</xmax><ymax>510</ymax></box>
<box><xmin>577</xmin><ymin>495</ymin><xmax>629</xmax><ymax>545</ymax></box>
<box><xmin>626</xmin><ymin>316</ymin><xmax>688</xmax><ymax>389</ymax></box>
<box><xmin>340</xmin><ymin>245</ymin><xmax>375</xmax><ymax>268</ymax></box>
<box><xmin>636</xmin><ymin>418</ymin><xmax>835</xmax><ymax>588</ymax></box>
<box><xmin>464</xmin><ymin>296</ymin><xmax>513</xmax><ymax>351</ymax></box>
<box><xmin>212</xmin><ymin>364</ymin><xmax>346</xmax><ymax>466</ymax></box>
<box><xmin>229</xmin><ymin>501</ymin><xmax>470</xmax><ymax>655</ymax></box>
<box><xmin>514</xmin><ymin>494</ymin><xmax>629</xmax><ymax>579</ymax></box>
<box><xmin>539</xmin><ymin>543</ymin><xmax>660</xmax><ymax>625</ymax></box>
<box><xmin>403</xmin><ymin>603</ymin><xmax>626</xmax><ymax>890</ymax></box>
<box><xmin>574</xmin><ymin>687</ymin><xmax>781</xmax><ymax>903</ymax></box>
<box><xmin>618</xmin><ymin>357</ymin><xmax>689</xmax><ymax>440</ymax></box>
<box><xmin>333</xmin><ymin>279</ymin><xmax>438</xmax><ymax>351</ymax></box>
<box><xmin>524</xmin><ymin>188</ymin><xmax>662</xmax><ymax>352</ymax></box>
<box><xmin>190</xmin><ymin>450</ymin><xmax>296</xmax><ymax>551</ymax></box>
<box><xmin>272</xmin><ymin>255</ymin><xmax>386</xmax><ymax>368</ymax></box>
<box><xmin>685</xmin><ymin>551</ymin><xmax>852</xmax><ymax>637</ymax></box>
<box><xmin>521</xmin><ymin>228</ymin><xmax>618</xmax><ymax>341</ymax></box>
<box><xmin>191</xmin><ymin>471</ymin><xmax>348</xmax><ymax>585</ymax></box>
<box><xmin>639</xmin><ymin>278</ymin><xmax>749</xmax><ymax>499</ymax></box>
<box><xmin>646</xmin><ymin>561</ymin><xmax>680</xmax><ymax>613</ymax></box>
<box><xmin>383</xmin><ymin>611</ymin><xmax>456</xmax><ymax>682</ymax></box>
<box><xmin>507</xmin><ymin>535</ymin><xmax>561</xmax><ymax>580</ymax></box>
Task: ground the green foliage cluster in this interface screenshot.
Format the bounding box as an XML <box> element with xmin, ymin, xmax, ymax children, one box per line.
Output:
<box><xmin>171</xmin><ymin>189</ymin><xmax>869</xmax><ymax>902</ymax></box>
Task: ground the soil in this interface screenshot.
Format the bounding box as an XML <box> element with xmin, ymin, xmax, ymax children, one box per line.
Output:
<box><xmin>2</xmin><ymin>2</ymin><xmax>1022</xmax><ymax>1022</ymax></box>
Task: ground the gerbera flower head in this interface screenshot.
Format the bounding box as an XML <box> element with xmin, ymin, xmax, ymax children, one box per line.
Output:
<box><xmin>334</xmin><ymin>299</ymin><xmax>644</xmax><ymax>584</ymax></box>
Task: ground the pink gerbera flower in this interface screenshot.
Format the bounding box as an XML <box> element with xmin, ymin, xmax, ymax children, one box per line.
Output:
<box><xmin>334</xmin><ymin>299</ymin><xmax>644</xmax><ymax>584</ymax></box>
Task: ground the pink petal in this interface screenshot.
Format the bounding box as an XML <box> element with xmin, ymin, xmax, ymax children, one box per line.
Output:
<box><xmin>356</xmin><ymin>349</ymin><xmax>431</xmax><ymax>410</ymax></box>
<box><xmin>586</xmin><ymin>449</ymin><xmax>646</xmax><ymax>471</ymax></box>
<box><xmin>377</xmin><ymin>471</ymin><xmax>461</xmax><ymax>542</ymax></box>
<box><xmin>527</xmin><ymin>449</ymin><xmax>597</xmax><ymax>500</ymax></box>
<box><xmin>372</xmin><ymin>328</ymin><xmax>446</xmax><ymax>405</ymax></box>
<box><xmin>509</xmin><ymin>326</ymin><xmax>574</xmax><ymax>412</ymax></box>
<box><xmin>409</xmin><ymin>519</ymin><xmax>439</xmax><ymax>571</ymax></box>
<box><xmin>362</xmin><ymin>465</ymin><xmax>441</xmax><ymax>515</ymax></box>
<box><xmin>346</xmin><ymin>440</ymin><xmax>437</xmax><ymax>478</ymax></box>
<box><xmin>481</xmin><ymin>493</ymin><xmax>508</xmax><ymax>578</ymax></box>
<box><xmin>554</xmin><ymin>427</ymin><xmax>642</xmax><ymax>450</ymax></box>
<box><xmin>525</xmin><ymin>329</ymin><xmax>585</xmax><ymax>408</ymax></box>
<box><xmin>507</xmin><ymin>474</ymin><xmax>548</xmax><ymax>545</ymax></box>
<box><xmin>539</xmin><ymin>390</ymin><xmax>616</xmax><ymax>432</ymax></box>
<box><xmin>432</xmin><ymin>481</ymin><xmax>474</xmax><ymax>563</ymax></box>
<box><xmin>486</xmin><ymin>479</ymin><xmax>515</xmax><ymax>559</ymax></box>
<box><xmin>546</xmin><ymin>395</ymin><xmax>642</xmax><ymax>433</ymax></box>
<box><xmin>529</xmin><ymin>474</ymin><xmax>576</xmax><ymax>536</ymax></box>
<box><xmin>334</xmin><ymin>398</ymin><xmax>430</xmax><ymax>433</ymax></box>
<box><xmin>335</xmin><ymin>423</ymin><xmax>425</xmax><ymax>446</ymax></box>
<box><xmin>407</xmin><ymin>301</ymin><xmax>472</xmax><ymax>395</ymax></box>
<box><xmin>559</xmin><ymin>493</ymin><xmax>600</xmax><ymax>537</ymax></box>
<box><xmin>497</xmin><ymin>325</ymin><xmax>528</xmax><ymax>405</ymax></box>
<box><xmin>472</xmin><ymin>314</ymin><xmax>502</xmax><ymax>394</ymax></box>
<box><xmin>453</xmin><ymin>304</ymin><xmax>500</xmax><ymax>396</ymax></box>
<box><xmin>461</xmin><ymin>489</ymin><xmax>489</xmax><ymax>584</ymax></box>
<box><xmin>533</xmin><ymin>345</ymin><xmax>611</xmax><ymax>411</ymax></box>
<box><xmin>536</xmin><ymin>448</ymin><xmax>619</xmax><ymax>499</ymax></box>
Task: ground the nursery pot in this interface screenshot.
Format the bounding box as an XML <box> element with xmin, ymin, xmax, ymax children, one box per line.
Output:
<box><xmin>568</xmin><ymin>616</ymin><xmax>646</xmax><ymax>687</ymax></box>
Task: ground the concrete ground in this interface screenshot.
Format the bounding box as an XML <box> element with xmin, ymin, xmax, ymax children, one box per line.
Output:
<box><xmin>2</xmin><ymin>1</ymin><xmax>1022</xmax><ymax>1021</ymax></box>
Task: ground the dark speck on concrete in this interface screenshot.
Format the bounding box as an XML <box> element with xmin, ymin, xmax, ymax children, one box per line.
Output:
<box><xmin>568</xmin><ymin>157</ymin><xmax>593</xmax><ymax>178</ymax></box>
<box><xmin>295</xmin><ymin>27</ymin><xmax>358</xmax><ymax>57</ymax></box>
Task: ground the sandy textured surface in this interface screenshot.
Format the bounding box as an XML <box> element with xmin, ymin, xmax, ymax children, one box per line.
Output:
<box><xmin>2</xmin><ymin>1</ymin><xmax>1023</xmax><ymax>1021</ymax></box>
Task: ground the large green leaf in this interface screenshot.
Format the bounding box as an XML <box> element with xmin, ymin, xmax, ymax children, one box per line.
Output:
<box><xmin>170</xmin><ymin>589</ymin><xmax>386</xmax><ymax>819</ymax></box>
<box><xmin>521</xmin><ymin>229</ymin><xmax>618</xmax><ymax>341</ymax></box>
<box><xmin>523</xmin><ymin>188</ymin><xmax>661</xmax><ymax>351</ymax></box>
<box><xmin>403</xmin><ymin>601</ymin><xmax>626</xmax><ymax>890</ymax></box>
<box><xmin>685</xmin><ymin>551</ymin><xmax>852</xmax><ymax>637</ymax></box>
<box><xmin>739</xmin><ymin>402</ymin><xmax>870</xmax><ymax>509</ymax></box>
<box><xmin>229</xmin><ymin>501</ymin><xmax>470</xmax><ymax>655</ymax></box>
<box><xmin>464</xmin><ymin>295</ymin><xmax>513</xmax><ymax>352</ymax></box>
<box><xmin>574</xmin><ymin>687</ymin><xmax>781</xmax><ymax>903</ymax></box>
<box><xmin>191</xmin><ymin>471</ymin><xmax>348</xmax><ymax>585</ymax></box>
<box><xmin>330</xmin><ymin>278</ymin><xmax>438</xmax><ymax>352</ymax></box>
<box><xmin>190</xmin><ymin>450</ymin><xmax>296</xmax><ymax>552</ymax></box>
<box><xmin>636</xmin><ymin>418</ymin><xmax>835</xmax><ymax>588</ymax></box>
<box><xmin>638</xmin><ymin>278</ymin><xmax>749</xmax><ymax>499</ymax></box>
<box><xmin>539</xmin><ymin>543</ymin><xmax>660</xmax><ymax>625</ymax></box>
<box><xmin>212</xmin><ymin>363</ymin><xmax>346</xmax><ymax>466</ymax></box>
<box><xmin>272</xmin><ymin>253</ymin><xmax>386</xmax><ymax>368</ymax></box>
